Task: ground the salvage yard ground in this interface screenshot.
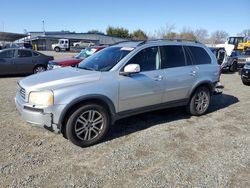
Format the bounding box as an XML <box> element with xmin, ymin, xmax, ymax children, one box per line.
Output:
<box><xmin>0</xmin><ymin>52</ymin><xmax>250</xmax><ymax>187</ymax></box>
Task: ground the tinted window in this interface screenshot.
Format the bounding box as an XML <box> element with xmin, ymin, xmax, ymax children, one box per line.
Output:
<box><xmin>188</xmin><ymin>46</ymin><xmax>211</xmax><ymax>65</ymax></box>
<box><xmin>245</xmin><ymin>51</ymin><xmax>250</xmax><ymax>55</ymax></box>
<box><xmin>0</xmin><ymin>50</ymin><xmax>15</xmax><ymax>58</ymax></box>
<box><xmin>183</xmin><ymin>47</ymin><xmax>193</xmax><ymax>66</ymax></box>
<box><xmin>127</xmin><ymin>47</ymin><xmax>160</xmax><ymax>71</ymax></box>
<box><xmin>33</xmin><ymin>52</ymin><xmax>40</xmax><ymax>56</ymax></box>
<box><xmin>161</xmin><ymin>46</ymin><xmax>186</xmax><ymax>68</ymax></box>
<box><xmin>18</xmin><ymin>50</ymin><xmax>32</xmax><ymax>58</ymax></box>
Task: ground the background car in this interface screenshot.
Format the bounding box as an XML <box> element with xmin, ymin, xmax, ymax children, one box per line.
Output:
<box><xmin>238</xmin><ymin>49</ymin><xmax>250</xmax><ymax>68</ymax></box>
<box><xmin>47</xmin><ymin>46</ymin><xmax>105</xmax><ymax>70</ymax></box>
<box><xmin>73</xmin><ymin>40</ymin><xmax>95</xmax><ymax>48</ymax></box>
<box><xmin>210</xmin><ymin>47</ymin><xmax>238</xmax><ymax>72</ymax></box>
<box><xmin>0</xmin><ymin>48</ymin><xmax>53</xmax><ymax>75</ymax></box>
<box><xmin>241</xmin><ymin>61</ymin><xmax>250</xmax><ymax>85</ymax></box>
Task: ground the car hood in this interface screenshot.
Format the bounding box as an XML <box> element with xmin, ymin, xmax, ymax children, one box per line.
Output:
<box><xmin>19</xmin><ymin>67</ymin><xmax>101</xmax><ymax>91</ymax></box>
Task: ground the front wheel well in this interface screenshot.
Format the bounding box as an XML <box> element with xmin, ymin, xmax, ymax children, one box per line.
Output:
<box><xmin>60</xmin><ymin>98</ymin><xmax>113</xmax><ymax>138</ymax></box>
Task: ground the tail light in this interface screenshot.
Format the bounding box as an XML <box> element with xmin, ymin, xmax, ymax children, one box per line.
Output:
<box><xmin>49</xmin><ymin>56</ymin><xmax>54</xmax><ymax>61</ymax></box>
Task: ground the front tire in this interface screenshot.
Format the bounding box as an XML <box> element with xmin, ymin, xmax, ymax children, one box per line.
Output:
<box><xmin>230</xmin><ymin>61</ymin><xmax>238</xmax><ymax>72</ymax></box>
<box><xmin>54</xmin><ymin>47</ymin><xmax>60</xmax><ymax>52</ymax></box>
<box><xmin>187</xmin><ymin>87</ymin><xmax>211</xmax><ymax>116</ymax></box>
<box><xmin>66</xmin><ymin>104</ymin><xmax>110</xmax><ymax>147</ymax></box>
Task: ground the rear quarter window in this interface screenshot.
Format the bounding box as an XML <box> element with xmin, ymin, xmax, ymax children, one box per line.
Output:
<box><xmin>188</xmin><ymin>46</ymin><xmax>211</xmax><ymax>65</ymax></box>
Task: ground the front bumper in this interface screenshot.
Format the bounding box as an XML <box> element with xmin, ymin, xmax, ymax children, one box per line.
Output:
<box><xmin>241</xmin><ymin>69</ymin><xmax>250</xmax><ymax>82</ymax></box>
<box><xmin>15</xmin><ymin>92</ymin><xmax>61</xmax><ymax>133</ymax></box>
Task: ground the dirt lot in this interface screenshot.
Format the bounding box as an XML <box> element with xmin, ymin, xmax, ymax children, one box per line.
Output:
<box><xmin>0</xmin><ymin>53</ymin><xmax>250</xmax><ymax>187</ymax></box>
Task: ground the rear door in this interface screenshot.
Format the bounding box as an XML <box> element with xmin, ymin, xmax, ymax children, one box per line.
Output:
<box><xmin>0</xmin><ymin>49</ymin><xmax>16</xmax><ymax>75</ymax></box>
<box><xmin>118</xmin><ymin>46</ymin><xmax>164</xmax><ymax>112</ymax></box>
<box><xmin>160</xmin><ymin>45</ymin><xmax>197</xmax><ymax>103</ymax></box>
<box><xmin>14</xmin><ymin>49</ymin><xmax>33</xmax><ymax>74</ymax></box>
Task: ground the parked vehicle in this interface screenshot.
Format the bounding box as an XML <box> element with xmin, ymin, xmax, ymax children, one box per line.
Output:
<box><xmin>237</xmin><ymin>37</ymin><xmax>250</xmax><ymax>51</ymax></box>
<box><xmin>51</xmin><ymin>39</ymin><xmax>70</xmax><ymax>52</ymax></box>
<box><xmin>237</xmin><ymin>50</ymin><xmax>250</xmax><ymax>68</ymax></box>
<box><xmin>47</xmin><ymin>46</ymin><xmax>105</xmax><ymax>70</ymax></box>
<box><xmin>210</xmin><ymin>47</ymin><xmax>238</xmax><ymax>72</ymax></box>
<box><xmin>73</xmin><ymin>40</ymin><xmax>95</xmax><ymax>48</ymax></box>
<box><xmin>216</xmin><ymin>36</ymin><xmax>244</xmax><ymax>56</ymax></box>
<box><xmin>0</xmin><ymin>48</ymin><xmax>53</xmax><ymax>75</ymax></box>
<box><xmin>15</xmin><ymin>40</ymin><xmax>222</xmax><ymax>147</ymax></box>
<box><xmin>241</xmin><ymin>61</ymin><xmax>250</xmax><ymax>85</ymax></box>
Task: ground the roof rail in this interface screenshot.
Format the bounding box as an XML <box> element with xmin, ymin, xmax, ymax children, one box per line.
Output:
<box><xmin>137</xmin><ymin>38</ymin><xmax>201</xmax><ymax>46</ymax></box>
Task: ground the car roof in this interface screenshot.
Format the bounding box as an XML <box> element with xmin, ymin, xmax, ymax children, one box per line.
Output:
<box><xmin>113</xmin><ymin>39</ymin><xmax>202</xmax><ymax>48</ymax></box>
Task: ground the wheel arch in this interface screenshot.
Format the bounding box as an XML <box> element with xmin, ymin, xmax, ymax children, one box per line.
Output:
<box><xmin>58</xmin><ymin>95</ymin><xmax>116</xmax><ymax>137</ymax></box>
<box><xmin>189</xmin><ymin>81</ymin><xmax>214</xmax><ymax>100</ymax></box>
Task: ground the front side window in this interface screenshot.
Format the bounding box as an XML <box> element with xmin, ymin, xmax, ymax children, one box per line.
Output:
<box><xmin>187</xmin><ymin>46</ymin><xmax>211</xmax><ymax>65</ymax></box>
<box><xmin>127</xmin><ymin>47</ymin><xmax>160</xmax><ymax>72</ymax></box>
<box><xmin>161</xmin><ymin>45</ymin><xmax>186</xmax><ymax>68</ymax></box>
<box><xmin>0</xmin><ymin>50</ymin><xmax>15</xmax><ymax>58</ymax></box>
<box><xmin>78</xmin><ymin>47</ymin><xmax>132</xmax><ymax>71</ymax></box>
<box><xmin>18</xmin><ymin>50</ymin><xmax>32</xmax><ymax>58</ymax></box>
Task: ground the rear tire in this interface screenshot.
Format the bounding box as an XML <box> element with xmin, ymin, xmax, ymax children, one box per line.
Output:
<box><xmin>66</xmin><ymin>104</ymin><xmax>110</xmax><ymax>147</ymax></box>
<box><xmin>187</xmin><ymin>87</ymin><xmax>211</xmax><ymax>116</ymax></box>
<box><xmin>230</xmin><ymin>61</ymin><xmax>238</xmax><ymax>72</ymax></box>
<box><xmin>33</xmin><ymin>66</ymin><xmax>46</xmax><ymax>74</ymax></box>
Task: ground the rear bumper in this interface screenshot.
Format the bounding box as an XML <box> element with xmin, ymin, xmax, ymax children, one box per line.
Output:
<box><xmin>213</xmin><ymin>82</ymin><xmax>224</xmax><ymax>95</ymax></box>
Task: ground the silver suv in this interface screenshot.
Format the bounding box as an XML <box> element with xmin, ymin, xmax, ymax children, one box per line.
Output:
<box><xmin>15</xmin><ymin>40</ymin><xmax>222</xmax><ymax>147</ymax></box>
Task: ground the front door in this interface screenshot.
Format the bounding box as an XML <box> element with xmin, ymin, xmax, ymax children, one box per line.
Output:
<box><xmin>118</xmin><ymin>46</ymin><xmax>164</xmax><ymax>112</ymax></box>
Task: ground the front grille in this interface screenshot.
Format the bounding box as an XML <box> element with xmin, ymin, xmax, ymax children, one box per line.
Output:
<box><xmin>238</xmin><ymin>59</ymin><xmax>246</xmax><ymax>63</ymax></box>
<box><xmin>19</xmin><ymin>85</ymin><xmax>26</xmax><ymax>100</ymax></box>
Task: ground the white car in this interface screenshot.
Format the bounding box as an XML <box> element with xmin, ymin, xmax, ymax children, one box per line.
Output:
<box><xmin>73</xmin><ymin>41</ymin><xmax>95</xmax><ymax>48</ymax></box>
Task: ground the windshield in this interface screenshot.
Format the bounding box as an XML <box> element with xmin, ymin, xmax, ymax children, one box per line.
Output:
<box><xmin>75</xmin><ymin>47</ymin><xmax>97</xmax><ymax>59</ymax></box>
<box><xmin>78</xmin><ymin>47</ymin><xmax>132</xmax><ymax>71</ymax></box>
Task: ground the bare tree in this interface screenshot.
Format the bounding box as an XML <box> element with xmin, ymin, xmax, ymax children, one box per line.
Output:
<box><xmin>194</xmin><ymin>28</ymin><xmax>209</xmax><ymax>43</ymax></box>
<box><xmin>155</xmin><ymin>23</ymin><xmax>176</xmax><ymax>38</ymax></box>
<box><xmin>179</xmin><ymin>27</ymin><xmax>196</xmax><ymax>40</ymax></box>
<box><xmin>238</xmin><ymin>29</ymin><xmax>250</xmax><ymax>37</ymax></box>
<box><xmin>210</xmin><ymin>30</ymin><xmax>229</xmax><ymax>44</ymax></box>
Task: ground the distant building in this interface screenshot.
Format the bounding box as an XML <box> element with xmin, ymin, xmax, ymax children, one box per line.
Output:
<box><xmin>26</xmin><ymin>31</ymin><xmax>128</xmax><ymax>50</ymax></box>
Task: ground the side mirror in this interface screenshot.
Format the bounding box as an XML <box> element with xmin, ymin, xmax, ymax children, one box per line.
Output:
<box><xmin>120</xmin><ymin>64</ymin><xmax>140</xmax><ymax>76</ymax></box>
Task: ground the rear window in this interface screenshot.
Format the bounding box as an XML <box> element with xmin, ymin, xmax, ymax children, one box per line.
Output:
<box><xmin>160</xmin><ymin>45</ymin><xmax>186</xmax><ymax>68</ymax></box>
<box><xmin>187</xmin><ymin>46</ymin><xmax>211</xmax><ymax>65</ymax></box>
<box><xmin>18</xmin><ymin>50</ymin><xmax>32</xmax><ymax>58</ymax></box>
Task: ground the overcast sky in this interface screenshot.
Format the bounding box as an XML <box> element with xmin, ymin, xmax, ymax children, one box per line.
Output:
<box><xmin>1</xmin><ymin>0</ymin><xmax>249</xmax><ymax>36</ymax></box>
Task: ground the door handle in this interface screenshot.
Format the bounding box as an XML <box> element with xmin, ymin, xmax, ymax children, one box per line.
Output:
<box><xmin>189</xmin><ymin>70</ymin><xmax>197</xmax><ymax>76</ymax></box>
<box><xmin>154</xmin><ymin>75</ymin><xmax>163</xmax><ymax>81</ymax></box>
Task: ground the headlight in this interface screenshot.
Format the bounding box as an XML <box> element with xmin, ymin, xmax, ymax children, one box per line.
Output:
<box><xmin>29</xmin><ymin>91</ymin><xmax>54</xmax><ymax>106</ymax></box>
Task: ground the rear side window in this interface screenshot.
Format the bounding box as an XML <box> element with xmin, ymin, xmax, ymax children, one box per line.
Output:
<box><xmin>33</xmin><ymin>52</ymin><xmax>40</xmax><ymax>56</ymax></box>
<box><xmin>187</xmin><ymin>46</ymin><xmax>211</xmax><ymax>65</ymax></box>
<box><xmin>18</xmin><ymin>50</ymin><xmax>32</xmax><ymax>58</ymax></box>
<box><xmin>160</xmin><ymin>45</ymin><xmax>186</xmax><ymax>68</ymax></box>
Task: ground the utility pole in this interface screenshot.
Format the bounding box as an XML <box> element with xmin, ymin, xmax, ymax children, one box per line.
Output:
<box><xmin>42</xmin><ymin>20</ymin><xmax>45</xmax><ymax>35</ymax></box>
<box><xmin>1</xmin><ymin>21</ymin><xmax>4</xmax><ymax>32</ymax></box>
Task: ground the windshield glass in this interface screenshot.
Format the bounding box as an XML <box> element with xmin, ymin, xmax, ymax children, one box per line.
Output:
<box><xmin>75</xmin><ymin>47</ymin><xmax>97</xmax><ymax>59</ymax></box>
<box><xmin>78</xmin><ymin>47</ymin><xmax>132</xmax><ymax>71</ymax></box>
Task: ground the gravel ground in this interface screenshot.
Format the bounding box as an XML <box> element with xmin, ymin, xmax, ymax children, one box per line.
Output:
<box><xmin>0</xmin><ymin>63</ymin><xmax>250</xmax><ymax>187</ymax></box>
